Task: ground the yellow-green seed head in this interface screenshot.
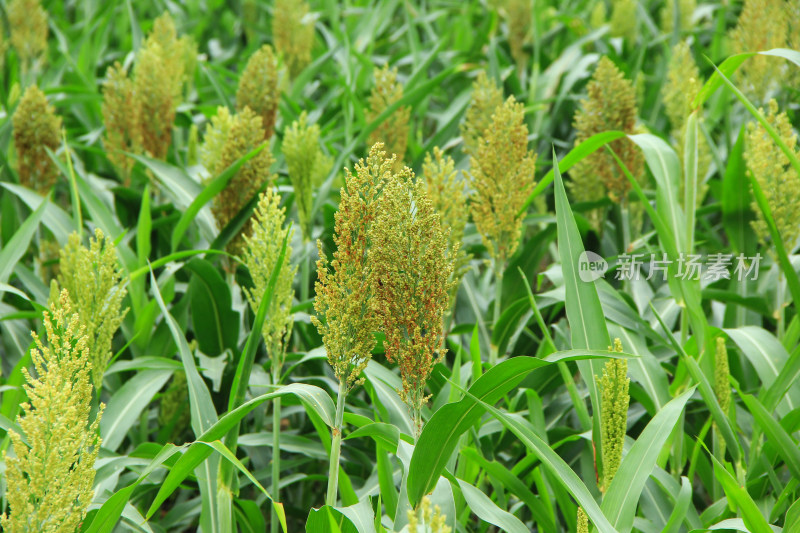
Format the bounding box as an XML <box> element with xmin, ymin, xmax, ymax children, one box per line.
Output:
<box><xmin>570</xmin><ymin>56</ymin><xmax>643</xmax><ymax>227</ymax></box>
<box><xmin>134</xmin><ymin>41</ymin><xmax>175</xmax><ymax>161</ymax></box>
<box><xmin>102</xmin><ymin>62</ymin><xmax>142</xmax><ymax>183</ymax></box>
<box><xmin>729</xmin><ymin>0</ymin><xmax>788</xmax><ymax>101</ymax></box>
<box><xmin>494</xmin><ymin>0</ymin><xmax>532</xmax><ymax>68</ymax></box>
<box><xmin>714</xmin><ymin>337</ymin><xmax>731</xmax><ymax>415</ymax></box>
<box><xmin>13</xmin><ymin>85</ymin><xmax>62</xmax><ymax>195</ymax></box>
<box><xmin>460</xmin><ymin>72</ymin><xmax>504</xmax><ymax>158</ymax></box>
<box><xmin>201</xmin><ymin>106</ymin><xmax>275</xmax><ymax>254</ymax></box>
<box><xmin>577</xmin><ymin>507</ymin><xmax>590</xmax><ymax>533</ymax></box>
<box><xmin>1</xmin><ymin>291</ymin><xmax>103</xmax><ymax>533</ymax></box>
<box><xmin>422</xmin><ymin>147</ymin><xmax>470</xmax><ymax>309</ymax></box>
<box><xmin>242</xmin><ymin>188</ymin><xmax>297</xmax><ymax>365</ymax></box>
<box><xmin>237</xmin><ymin>45</ymin><xmax>281</xmax><ymax>140</ymax></box>
<box><xmin>52</xmin><ymin>229</ymin><xmax>128</xmax><ymax>390</ymax></box>
<box><xmin>367</xmin><ymin>65</ymin><xmax>411</xmax><ymax>169</ymax></box>
<box><xmin>408</xmin><ymin>496</ymin><xmax>452</xmax><ymax>533</ymax></box>
<box><xmin>283</xmin><ymin>112</ymin><xmax>332</xmax><ymax>240</ymax></box>
<box><xmin>312</xmin><ymin>143</ymin><xmax>391</xmax><ymax>391</ymax></box>
<box><xmin>660</xmin><ymin>0</ymin><xmax>695</xmax><ymax>34</ymax></box>
<box><xmin>8</xmin><ymin>0</ymin><xmax>48</xmax><ymax>71</ymax></box>
<box><xmin>599</xmin><ymin>338</ymin><xmax>629</xmax><ymax>492</ymax></box>
<box><xmin>371</xmin><ymin>166</ymin><xmax>456</xmax><ymax>421</ymax></box>
<box><xmin>273</xmin><ymin>0</ymin><xmax>315</xmax><ymax>78</ymax></box>
<box><xmin>158</xmin><ymin>370</ymin><xmax>192</xmax><ymax>442</ymax></box>
<box><xmin>610</xmin><ymin>0</ymin><xmax>637</xmax><ymax>41</ymax></box>
<box><xmin>469</xmin><ymin>95</ymin><xmax>537</xmax><ymax>268</ymax></box>
<box><xmin>589</xmin><ymin>1</ymin><xmax>607</xmax><ymax>29</ymax></box>
<box><xmin>745</xmin><ymin>100</ymin><xmax>800</xmax><ymax>254</ymax></box>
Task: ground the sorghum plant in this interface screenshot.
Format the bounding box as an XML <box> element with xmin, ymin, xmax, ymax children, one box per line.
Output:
<box><xmin>12</xmin><ymin>84</ymin><xmax>62</xmax><ymax>194</ymax></box>
<box><xmin>577</xmin><ymin>507</ymin><xmax>589</xmax><ymax>533</ymax></box>
<box><xmin>7</xmin><ymin>0</ymin><xmax>48</xmax><ymax>75</ymax></box>
<box><xmin>599</xmin><ymin>339</ymin><xmax>629</xmax><ymax>492</ymax></box>
<box><xmin>422</xmin><ymin>147</ymin><xmax>470</xmax><ymax>314</ymax></box>
<box><xmin>570</xmin><ymin>56</ymin><xmax>643</xmax><ymax>230</ymax></box>
<box><xmin>0</xmin><ymin>291</ymin><xmax>103</xmax><ymax>532</ymax></box>
<box><xmin>283</xmin><ymin>111</ymin><xmax>332</xmax><ymax>242</ymax></box>
<box><xmin>407</xmin><ymin>496</ymin><xmax>452</xmax><ymax>533</ymax></box>
<box><xmin>367</xmin><ymin>65</ymin><xmax>411</xmax><ymax>169</ymax></box>
<box><xmin>371</xmin><ymin>166</ymin><xmax>455</xmax><ymax>437</ymax></box>
<box><xmin>102</xmin><ymin>63</ymin><xmax>141</xmax><ymax>183</ymax></box>
<box><xmin>273</xmin><ymin>0</ymin><xmax>315</xmax><ymax>79</ymax></box>
<box><xmin>468</xmin><ymin>95</ymin><xmax>536</xmax><ymax>359</ymax></box>
<box><xmin>460</xmin><ymin>72</ymin><xmax>503</xmax><ymax>158</ymax></box>
<box><xmin>52</xmin><ymin>229</ymin><xmax>128</xmax><ymax>391</ymax></box>
<box><xmin>201</xmin><ymin>106</ymin><xmax>274</xmax><ymax>253</ymax></box>
<box><xmin>157</xmin><ymin>370</ymin><xmax>191</xmax><ymax>442</ymax></box>
<box><xmin>610</xmin><ymin>0</ymin><xmax>637</xmax><ymax>41</ymax></box>
<box><xmin>312</xmin><ymin>143</ymin><xmax>391</xmax><ymax>504</ymax></box>
<box><xmin>729</xmin><ymin>0</ymin><xmax>788</xmax><ymax>101</ymax></box>
<box><xmin>660</xmin><ymin>0</ymin><xmax>695</xmax><ymax>34</ymax></box>
<box><xmin>493</xmin><ymin>0</ymin><xmax>531</xmax><ymax>70</ymax></box>
<box><xmin>236</xmin><ymin>45</ymin><xmax>281</xmax><ymax>141</ymax></box>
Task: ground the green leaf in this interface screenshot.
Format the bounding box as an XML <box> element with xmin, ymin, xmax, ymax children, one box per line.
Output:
<box><xmin>0</xmin><ymin>182</ymin><xmax>73</xmax><ymax>244</ymax></box>
<box><xmin>739</xmin><ymin>392</ymin><xmax>800</xmax><ymax>480</ymax></box>
<box><xmin>721</xmin><ymin>126</ymin><xmax>755</xmax><ymax>255</ymax></box>
<box><xmin>0</xmin><ymin>199</ymin><xmax>46</xmax><ymax>285</ymax></box>
<box><xmin>457</xmin><ymin>479</ymin><xmax>529</xmax><ymax>533</ymax></box>
<box><xmin>137</xmin><ymin>184</ymin><xmax>151</xmax><ymax>266</ymax></box>
<box><xmin>706</xmin><ymin>448</ymin><xmax>774</xmax><ymax>533</ymax></box>
<box><xmin>186</xmin><ymin>258</ymin><xmax>240</xmax><ymax>356</ymax></box>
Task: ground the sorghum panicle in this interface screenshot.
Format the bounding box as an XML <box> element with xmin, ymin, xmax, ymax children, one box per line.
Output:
<box><xmin>201</xmin><ymin>106</ymin><xmax>275</xmax><ymax>253</ymax></box>
<box><xmin>407</xmin><ymin>496</ymin><xmax>452</xmax><ymax>533</ymax></box>
<box><xmin>158</xmin><ymin>370</ymin><xmax>192</xmax><ymax>442</ymax></box>
<box><xmin>283</xmin><ymin>112</ymin><xmax>332</xmax><ymax>241</ymax></box>
<box><xmin>236</xmin><ymin>45</ymin><xmax>281</xmax><ymax>140</ymax></box>
<box><xmin>745</xmin><ymin>100</ymin><xmax>800</xmax><ymax>253</ymax></box>
<box><xmin>366</xmin><ymin>65</ymin><xmax>411</xmax><ymax>169</ymax></box>
<box><xmin>53</xmin><ymin>229</ymin><xmax>129</xmax><ymax>390</ymax></box>
<box><xmin>660</xmin><ymin>0</ymin><xmax>695</xmax><ymax>34</ymax></box>
<box><xmin>1</xmin><ymin>291</ymin><xmax>103</xmax><ymax>533</ymax></box>
<box><xmin>493</xmin><ymin>0</ymin><xmax>532</xmax><ymax>69</ymax></box>
<box><xmin>371</xmin><ymin>166</ymin><xmax>456</xmax><ymax>422</ymax></box>
<box><xmin>242</xmin><ymin>188</ymin><xmax>298</xmax><ymax>364</ymax></box>
<box><xmin>610</xmin><ymin>0</ymin><xmax>637</xmax><ymax>41</ymax></box>
<box><xmin>102</xmin><ymin>63</ymin><xmax>142</xmax><ymax>182</ymax></box>
<box><xmin>468</xmin><ymin>95</ymin><xmax>537</xmax><ymax>268</ymax></box>
<box><xmin>729</xmin><ymin>0</ymin><xmax>788</xmax><ymax>101</ymax></box>
<box><xmin>577</xmin><ymin>507</ymin><xmax>590</xmax><ymax>533</ymax></box>
<box><xmin>714</xmin><ymin>337</ymin><xmax>731</xmax><ymax>415</ymax></box>
<box><xmin>12</xmin><ymin>85</ymin><xmax>62</xmax><ymax>194</ymax></box>
<box><xmin>570</xmin><ymin>56</ymin><xmax>643</xmax><ymax>228</ymax></box>
<box><xmin>8</xmin><ymin>0</ymin><xmax>48</xmax><ymax>72</ymax></box>
<box><xmin>312</xmin><ymin>144</ymin><xmax>391</xmax><ymax>391</ymax></box>
<box><xmin>422</xmin><ymin>147</ymin><xmax>470</xmax><ymax>308</ymax></box>
<box><xmin>599</xmin><ymin>338</ymin><xmax>629</xmax><ymax>492</ymax></box>
<box><xmin>273</xmin><ymin>0</ymin><xmax>315</xmax><ymax>78</ymax></box>
<box><xmin>589</xmin><ymin>1</ymin><xmax>607</xmax><ymax>29</ymax></box>
<box><xmin>460</xmin><ymin>72</ymin><xmax>503</xmax><ymax>158</ymax></box>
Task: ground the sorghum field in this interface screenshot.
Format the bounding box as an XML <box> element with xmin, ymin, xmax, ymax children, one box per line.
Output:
<box><xmin>1</xmin><ymin>0</ymin><xmax>799</xmax><ymax>531</ymax></box>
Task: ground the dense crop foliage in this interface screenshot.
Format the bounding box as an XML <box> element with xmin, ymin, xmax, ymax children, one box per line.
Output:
<box><xmin>1</xmin><ymin>0</ymin><xmax>799</xmax><ymax>531</ymax></box>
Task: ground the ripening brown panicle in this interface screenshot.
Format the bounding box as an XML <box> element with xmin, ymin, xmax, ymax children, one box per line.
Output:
<box><xmin>460</xmin><ymin>72</ymin><xmax>504</xmax><ymax>157</ymax></box>
<box><xmin>102</xmin><ymin>63</ymin><xmax>142</xmax><ymax>183</ymax></box>
<box><xmin>8</xmin><ymin>0</ymin><xmax>48</xmax><ymax>72</ymax></box>
<box><xmin>367</xmin><ymin>66</ymin><xmax>411</xmax><ymax>169</ymax></box>
<box><xmin>1</xmin><ymin>291</ymin><xmax>103</xmax><ymax>532</ymax></box>
<box><xmin>201</xmin><ymin>106</ymin><xmax>275</xmax><ymax>253</ymax></box>
<box><xmin>133</xmin><ymin>41</ymin><xmax>175</xmax><ymax>161</ymax></box>
<box><xmin>273</xmin><ymin>0</ymin><xmax>315</xmax><ymax>78</ymax></box>
<box><xmin>570</xmin><ymin>57</ymin><xmax>643</xmax><ymax>213</ymax></box>
<box><xmin>312</xmin><ymin>144</ymin><xmax>392</xmax><ymax>391</ymax></box>
<box><xmin>729</xmin><ymin>0</ymin><xmax>788</xmax><ymax>101</ymax></box>
<box><xmin>237</xmin><ymin>45</ymin><xmax>281</xmax><ymax>140</ymax></box>
<box><xmin>371</xmin><ymin>166</ymin><xmax>455</xmax><ymax>430</ymax></box>
<box><xmin>13</xmin><ymin>85</ymin><xmax>62</xmax><ymax>195</ymax></box>
<box><xmin>745</xmin><ymin>100</ymin><xmax>800</xmax><ymax>254</ymax></box>
<box><xmin>468</xmin><ymin>95</ymin><xmax>537</xmax><ymax>269</ymax></box>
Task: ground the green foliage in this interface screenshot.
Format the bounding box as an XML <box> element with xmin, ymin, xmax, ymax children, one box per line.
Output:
<box><xmin>12</xmin><ymin>85</ymin><xmax>62</xmax><ymax>194</ymax></box>
<box><xmin>1</xmin><ymin>291</ymin><xmax>103</xmax><ymax>532</ymax></box>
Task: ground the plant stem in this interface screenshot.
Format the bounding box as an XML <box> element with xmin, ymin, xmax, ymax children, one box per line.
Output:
<box><xmin>301</xmin><ymin>239</ymin><xmax>311</xmax><ymax>303</ymax></box>
<box><xmin>777</xmin><ymin>272</ymin><xmax>785</xmax><ymax>340</ymax></box>
<box><xmin>271</xmin><ymin>363</ymin><xmax>281</xmax><ymax>533</ymax></box>
<box><xmin>326</xmin><ymin>379</ymin><xmax>347</xmax><ymax>506</ymax></box>
<box><xmin>490</xmin><ymin>259</ymin><xmax>504</xmax><ymax>365</ymax></box>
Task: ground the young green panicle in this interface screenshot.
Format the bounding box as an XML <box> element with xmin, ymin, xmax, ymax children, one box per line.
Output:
<box><xmin>147</xmin><ymin>12</ymin><xmax>196</xmax><ymax>100</ymax></box>
<box><xmin>493</xmin><ymin>0</ymin><xmax>532</xmax><ymax>69</ymax></box>
<box><xmin>201</xmin><ymin>106</ymin><xmax>275</xmax><ymax>253</ymax></box>
<box><xmin>366</xmin><ymin>65</ymin><xmax>411</xmax><ymax>169</ymax></box>
<box><xmin>577</xmin><ymin>507</ymin><xmax>590</xmax><ymax>533</ymax></box>
<box><xmin>237</xmin><ymin>45</ymin><xmax>281</xmax><ymax>141</ymax></box>
<box><xmin>745</xmin><ymin>100</ymin><xmax>800</xmax><ymax>254</ymax></box>
<box><xmin>407</xmin><ymin>496</ymin><xmax>452</xmax><ymax>533</ymax></box>
<box><xmin>52</xmin><ymin>229</ymin><xmax>128</xmax><ymax>390</ymax></box>
<box><xmin>468</xmin><ymin>95</ymin><xmax>537</xmax><ymax>269</ymax></box>
<box><xmin>460</xmin><ymin>72</ymin><xmax>504</xmax><ymax>158</ymax></box>
<box><xmin>610</xmin><ymin>0</ymin><xmax>637</xmax><ymax>41</ymax></box>
<box><xmin>599</xmin><ymin>338</ymin><xmax>629</xmax><ymax>492</ymax></box>
<box><xmin>729</xmin><ymin>0</ymin><xmax>788</xmax><ymax>101</ymax></box>
<box><xmin>714</xmin><ymin>337</ymin><xmax>731</xmax><ymax>415</ymax></box>
<box><xmin>13</xmin><ymin>85</ymin><xmax>62</xmax><ymax>195</ymax></box>
<box><xmin>312</xmin><ymin>144</ymin><xmax>392</xmax><ymax>391</ymax></box>
<box><xmin>422</xmin><ymin>147</ymin><xmax>470</xmax><ymax>309</ymax></box>
<box><xmin>8</xmin><ymin>0</ymin><xmax>48</xmax><ymax>73</ymax></box>
<box><xmin>283</xmin><ymin>112</ymin><xmax>332</xmax><ymax>241</ymax></box>
<box><xmin>102</xmin><ymin>63</ymin><xmax>142</xmax><ymax>183</ymax></box>
<box><xmin>158</xmin><ymin>369</ymin><xmax>192</xmax><ymax>442</ymax></box>
<box><xmin>242</xmin><ymin>188</ymin><xmax>298</xmax><ymax>363</ymax></box>
<box><xmin>1</xmin><ymin>291</ymin><xmax>103</xmax><ymax>532</ymax></box>
<box><xmin>570</xmin><ymin>56</ymin><xmax>643</xmax><ymax>225</ymax></box>
<box><xmin>273</xmin><ymin>0</ymin><xmax>315</xmax><ymax>79</ymax></box>
<box><xmin>371</xmin><ymin>166</ymin><xmax>456</xmax><ymax>434</ymax></box>
<box><xmin>660</xmin><ymin>0</ymin><xmax>695</xmax><ymax>34</ymax></box>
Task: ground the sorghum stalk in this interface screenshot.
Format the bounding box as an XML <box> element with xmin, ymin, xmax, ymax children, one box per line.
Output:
<box><xmin>326</xmin><ymin>379</ymin><xmax>347</xmax><ymax>506</ymax></box>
